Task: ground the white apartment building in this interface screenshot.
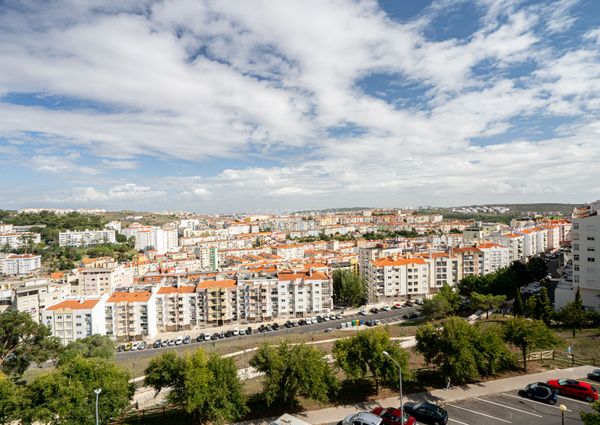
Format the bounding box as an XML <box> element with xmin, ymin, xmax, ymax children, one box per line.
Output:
<box><xmin>43</xmin><ymin>297</ymin><xmax>107</xmax><ymax>345</ymax></box>
<box><xmin>156</xmin><ymin>285</ymin><xmax>200</xmax><ymax>331</ymax></box>
<box><xmin>365</xmin><ymin>257</ymin><xmax>429</xmax><ymax>302</ymax></box>
<box><xmin>490</xmin><ymin>233</ymin><xmax>525</xmax><ymax>262</ymax></box>
<box><xmin>80</xmin><ymin>265</ymin><xmax>132</xmax><ymax>296</ymax></box>
<box><xmin>0</xmin><ymin>232</ymin><xmax>41</xmax><ymax>249</ymax></box>
<box><xmin>277</xmin><ymin>270</ymin><xmax>333</xmax><ymax>316</ymax></box>
<box><xmin>59</xmin><ymin>229</ymin><xmax>116</xmax><ymax>247</ymax></box>
<box><xmin>477</xmin><ymin>243</ymin><xmax>510</xmax><ymax>274</ymax></box>
<box><xmin>105</xmin><ymin>290</ymin><xmax>158</xmax><ymax>341</ymax></box>
<box><xmin>0</xmin><ymin>254</ymin><xmax>42</xmax><ymax>276</ymax></box>
<box><xmin>15</xmin><ymin>280</ymin><xmax>70</xmax><ymax>323</ymax></box>
<box><xmin>570</xmin><ymin>201</ymin><xmax>600</xmax><ymax>311</ymax></box>
<box><xmin>122</xmin><ymin>223</ymin><xmax>178</xmax><ymax>254</ymax></box>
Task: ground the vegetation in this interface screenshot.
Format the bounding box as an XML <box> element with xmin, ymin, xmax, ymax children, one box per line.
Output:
<box><xmin>332</xmin><ymin>270</ymin><xmax>367</xmax><ymax>307</ymax></box>
<box><xmin>145</xmin><ymin>350</ymin><xmax>247</xmax><ymax>424</ymax></box>
<box><xmin>250</xmin><ymin>341</ymin><xmax>338</xmax><ymax>408</ymax></box>
<box><xmin>533</xmin><ymin>288</ymin><xmax>552</xmax><ymax>325</ymax></box>
<box><xmin>420</xmin><ymin>283</ymin><xmax>460</xmax><ymax>320</ymax></box>
<box><xmin>458</xmin><ymin>262</ymin><xmax>532</xmax><ymax>298</ymax></box>
<box><xmin>25</xmin><ymin>356</ymin><xmax>133</xmax><ymax>425</ymax></box>
<box><xmin>470</xmin><ymin>292</ymin><xmax>506</xmax><ymax>319</ymax></box>
<box><xmin>333</xmin><ymin>327</ymin><xmax>411</xmax><ymax>393</ymax></box>
<box><xmin>513</xmin><ymin>288</ymin><xmax>524</xmax><ymax>316</ymax></box>
<box><xmin>0</xmin><ymin>310</ymin><xmax>52</xmax><ymax>377</ymax></box>
<box><xmin>57</xmin><ymin>335</ymin><xmax>114</xmax><ymax>365</ymax></box>
<box><xmin>363</xmin><ymin>229</ymin><xmax>421</xmax><ymax>240</ymax></box>
<box><xmin>415</xmin><ymin>317</ymin><xmax>515</xmax><ymax>384</ymax></box>
<box><xmin>581</xmin><ymin>400</ymin><xmax>600</xmax><ymax>425</ymax></box>
<box><xmin>526</xmin><ymin>257</ymin><xmax>548</xmax><ymax>281</ymax></box>
<box><xmin>557</xmin><ymin>287</ymin><xmax>588</xmax><ymax>338</ymax></box>
<box><xmin>0</xmin><ymin>374</ymin><xmax>21</xmax><ymax>424</ymax></box>
<box><xmin>503</xmin><ymin>317</ymin><xmax>562</xmax><ymax>372</ymax></box>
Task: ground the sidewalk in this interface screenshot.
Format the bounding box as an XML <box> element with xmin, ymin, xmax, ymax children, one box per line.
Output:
<box><xmin>236</xmin><ymin>365</ymin><xmax>597</xmax><ymax>425</ymax></box>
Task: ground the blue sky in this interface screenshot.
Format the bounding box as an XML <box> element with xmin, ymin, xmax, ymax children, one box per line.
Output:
<box><xmin>1</xmin><ymin>0</ymin><xmax>600</xmax><ymax>213</ymax></box>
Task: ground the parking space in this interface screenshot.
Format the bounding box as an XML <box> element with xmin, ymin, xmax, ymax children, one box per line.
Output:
<box><xmin>440</xmin><ymin>385</ymin><xmax>595</xmax><ymax>425</ymax></box>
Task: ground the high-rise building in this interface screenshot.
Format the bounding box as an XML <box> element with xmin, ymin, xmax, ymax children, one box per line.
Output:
<box><xmin>570</xmin><ymin>201</ymin><xmax>600</xmax><ymax>311</ymax></box>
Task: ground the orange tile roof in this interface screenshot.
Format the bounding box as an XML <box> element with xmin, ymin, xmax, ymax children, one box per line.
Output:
<box><xmin>107</xmin><ymin>291</ymin><xmax>152</xmax><ymax>303</ymax></box>
<box><xmin>372</xmin><ymin>257</ymin><xmax>427</xmax><ymax>267</ymax></box>
<box><xmin>50</xmin><ymin>272</ymin><xmax>64</xmax><ymax>280</ymax></box>
<box><xmin>503</xmin><ymin>233</ymin><xmax>523</xmax><ymax>238</ymax></box>
<box><xmin>197</xmin><ymin>279</ymin><xmax>237</xmax><ymax>290</ymax></box>
<box><xmin>278</xmin><ymin>271</ymin><xmax>329</xmax><ymax>280</ymax></box>
<box><xmin>47</xmin><ymin>299</ymin><xmax>100</xmax><ymax>311</ymax></box>
<box><xmin>453</xmin><ymin>247</ymin><xmax>482</xmax><ymax>253</ymax></box>
<box><xmin>157</xmin><ymin>286</ymin><xmax>197</xmax><ymax>294</ymax></box>
<box><xmin>477</xmin><ymin>243</ymin><xmax>503</xmax><ymax>249</ymax></box>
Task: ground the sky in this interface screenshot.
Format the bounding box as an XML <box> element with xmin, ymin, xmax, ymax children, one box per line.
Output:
<box><xmin>1</xmin><ymin>0</ymin><xmax>600</xmax><ymax>213</ymax></box>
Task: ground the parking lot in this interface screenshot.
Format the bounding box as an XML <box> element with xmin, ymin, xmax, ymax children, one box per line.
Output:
<box><xmin>322</xmin><ymin>376</ymin><xmax>596</xmax><ymax>425</ymax></box>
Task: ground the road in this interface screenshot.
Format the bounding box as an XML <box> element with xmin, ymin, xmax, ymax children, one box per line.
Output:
<box><xmin>323</xmin><ymin>378</ymin><xmax>596</xmax><ymax>425</ymax></box>
<box><xmin>116</xmin><ymin>306</ymin><xmax>420</xmax><ymax>363</ymax></box>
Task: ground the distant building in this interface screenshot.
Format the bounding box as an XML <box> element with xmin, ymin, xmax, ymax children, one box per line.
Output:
<box><xmin>0</xmin><ymin>254</ymin><xmax>42</xmax><ymax>276</ymax></box>
<box><xmin>0</xmin><ymin>232</ymin><xmax>41</xmax><ymax>249</ymax></box>
<box><xmin>59</xmin><ymin>229</ymin><xmax>116</xmax><ymax>247</ymax></box>
<box><xmin>43</xmin><ymin>297</ymin><xmax>107</xmax><ymax>345</ymax></box>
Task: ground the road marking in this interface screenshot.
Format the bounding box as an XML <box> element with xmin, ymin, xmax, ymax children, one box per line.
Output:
<box><xmin>557</xmin><ymin>395</ymin><xmax>595</xmax><ymax>406</ymax></box>
<box><xmin>473</xmin><ymin>397</ymin><xmax>542</xmax><ymax>417</ymax></box>
<box><xmin>448</xmin><ymin>418</ymin><xmax>472</xmax><ymax>425</ymax></box>
<box><xmin>447</xmin><ymin>404</ymin><xmax>511</xmax><ymax>423</ymax></box>
<box><xmin>499</xmin><ymin>393</ymin><xmax>572</xmax><ymax>411</ymax></box>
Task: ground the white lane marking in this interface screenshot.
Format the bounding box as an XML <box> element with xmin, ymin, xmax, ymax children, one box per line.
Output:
<box><xmin>499</xmin><ymin>393</ymin><xmax>572</xmax><ymax>411</ymax></box>
<box><xmin>448</xmin><ymin>418</ymin><xmax>472</xmax><ymax>425</ymax></box>
<box><xmin>447</xmin><ymin>404</ymin><xmax>511</xmax><ymax>423</ymax></box>
<box><xmin>473</xmin><ymin>397</ymin><xmax>543</xmax><ymax>417</ymax></box>
<box><xmin>557</xmin><ymin>395</ymin><xmax>595</xmax><ymax>406</ymax></box>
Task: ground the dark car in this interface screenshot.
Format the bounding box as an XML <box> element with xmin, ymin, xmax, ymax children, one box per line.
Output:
<box><xmin>196</xmin><ymin>333</ymin><xmax>205</xmax><ymax>342</ymax></box>
<box><xmin>218</xmin><ymin>332</ymin><xmax>225</xmax><ymax>339</ymax></box>
<box><xmin>403</xmin><ymin>402</ymin><xmax>448</xmax><ymax>425</ymax></box>
<box><xmin>372</xmin><ymin>407</ymin><xmax>415</xmax><ymax>425</ymax></box>
<box><xmin>210</xmin><ymin>333</ymin><xmax>218</xmax><ymax>340</ymax></box>
<box><xmin>588</xmin><ymin>370</ymin><xmax>600</xmax><ymax>382</ymax></box>
<box><xmin>547</xmin><ymin>379</ymin><xmax>598</xmax><ymax>402</ymax></box>
<box><xmin>246</xmin><ymin>326</ymin><xmax>253</xmax><ymax>335</ymax></box>
<box><xmin>152</xmin><ymin>340</ymin><xmax>161</xmax><ymax>348</ymax></box>
<box><xmin>370</xmin><ymin>307</ymin><xmax>379</xmax><ymax>314</ymax></box>
<box><xmin>265</xmin><ymin>325</ymin><xmax>273</xmax><ymax>332</ymax></box>
<box><xmin>520</xmin><ymin>382</ymin><xmax>558</xmax><ymax>405</ymax></box>
<box><xmin>116</xmin><ymin>344</ymin><xmax>125</xmax><ymax>352</ymax></box>
<box><xmin>285</xmin><ymin>321</ymin><xmax>293</xmax><ymax>328</ymax></box>
<box><xmin>272</xmin><ymin>323</ymin><xmax>280</xmax><ymax>330</ymax></box>
<box><xmin>299</xmin><ymin>319</ymin><xmax>306</xmax><ymax>326</ymax></box>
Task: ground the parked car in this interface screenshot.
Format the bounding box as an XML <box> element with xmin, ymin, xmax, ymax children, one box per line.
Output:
<box><xmin>370</xmin><ymin>307</ymin><xmax>379</xmax><ymax>314</ymax></box>
<box><xmin>273</xmin><ymin>323</ymin><xmax>280</xmax><ymax>330</ymax></box>
<box><xmin>305</xmin><ymin>319</ymin><xmax>313</xmax><ymax>325</ymax></box>
<box><xmin>382</xmin><ymin>305</ymin><xmax>391</xmax><ymax>311</ymax></box>
<box><xmin>182</xmin><ymin>336</ymin><xmax>191</xmax><ymax>344</ymax></box>
<box><xmin>138</xmin><ymin>341</ymin><xmax>147</xmax><ymax>350</ymax></box>
<box><xmin>519</xmin><ymin>382</ymin><xmax>558</xmax><ymax>405</ymax></box>
<box><xmin>405</xmin><ymin>300</ymin><xmax>413</xmax><ymax>307</ymax></box>
<box><xmin>116</xmin><ymin>345</ymin><xmax>125</xmax><ymax>352</ymax></box>
<box><xmin>324</xmin><ymin>327</ymin><xmax>334</xmax><ymax>333</ymax></box>
<box><xmin>393</xmin><ymin>303</ymin><xmax>403</xmax><ymax>309</ymax></box>
<box><xmin>298</xmin><ymin>319</ymin><xmax>307</xmax><ymax>326</ymax></box>
<box><xmin>246</xmin><ymin>326</ymin><xmax>253</xmax><ymax>334</ymax></box>
<box><xmin>124</xmin><ymin>343</ymin><xmax>132</xmax><ymax>351</ymax></box>
<box><xmin>161</xmin><ymin>339</ymin><xmax>169</xmax><ymax>347</ymax></box>
<box><xmin>218</xmin><ymin>332</ymin><xmax>225</xmax><ymax>339</ymax></box>
<box><xmin>285</xmin><ymin>321</ymin><xmax>293</xmax><ymax>328</ymax></box>
<box><xmin>365</xmin><ymin>320</ymin><xmax>374</xmax><ymax>327</ymax></box>
<box><xmin>414</xmin><ymin>299</ymin><xmax>424</xmax><ymax>306</ymax></box>
<box><xmin>359</xmin><ymin>310</ymin><xmax>368</xmax><ymax>316</ymax></box>
<box><xmin>167</xmin><ymin>339</ymin><xmax>175</xmax><ymax>346</ymax></box>
<box><xmin>174</xmin><ymin>337</ymin><xmax>183</xmax><ymax>345</ymax></box>
<box><xmin>316</xmin><ymin>315</ymin><xmax>323</xmax><ymax>323</ymax></box>
<box><xmin>210</xmin><ymin>333</ymin><xmax>218</xmax><ymax>340</ymax></box>
<box><xmin>196</xmin><ymin>333</ymin><xmax>205</xmax><ymax>342</ymax></box>
<box><xmin>131</xmin><ymin>342</ymin><xmax>140</xmax><ymax>350</ymax></box>
<box><xmin>341</xmin><ymin>412</ymin><xmax>383</xmax><ymax>425</ymax></box>
<box><xmin>372</xmin><ymin>319</ymin><xmax>381</xmax><ymax>325</ymax></box>
<box><xmin>265</xmin><ymin>325</ymin><xmax>273</xmax><ymax>332</ymax></box>
<box><xmin>403</xmin><ymin>402</ymin><xmax>448</xmax><ymax>425</ymax></box>
<box><xmin>152</xmin><ymin>340</ymin><xmax>161</xmax><ymax>348</ymax></box>
<box><xmin>232</xmin><ymin>329</ymin><xmax>239</xmax><ymax>336</ymax></box>
<box><xmin>341</xmin><ymin>322</ymin><xmax>348</xmax><ymax>328</ymax></box>
<box><xmin>371</xmin><ymin>407</ymin><xmax>415</xmax><ymax>425</ymax></box>
<box><xmin>588</xmin><ymin>370</ymin><xmax>600</xmax><ymax>382</ymax></box>
<box><xmin>335</xmin><ymin>313</ymin><xmax>342</xmax><ymax>319</ymax></box>
<box><xmin>547</xmin><ymin>379</ymin><xmax>599</xmax><ymax>402</ymax></box>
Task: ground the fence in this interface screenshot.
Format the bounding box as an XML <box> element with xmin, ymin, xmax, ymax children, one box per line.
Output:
<box><xmin>521</xmin><ymin>350</ymin><xmax>598</xmax><ymax>367</ymax></box>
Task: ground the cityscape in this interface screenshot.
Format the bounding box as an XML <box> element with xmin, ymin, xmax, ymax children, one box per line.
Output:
<box><xmin>1</xmin><ymin>1</ymin><xmax>600</xmax><ymax>425</ymax></box>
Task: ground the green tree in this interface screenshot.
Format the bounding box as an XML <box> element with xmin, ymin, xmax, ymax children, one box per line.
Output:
<box><xmin>535</xmin><ymin>288</ymin><xmax>553</xmax><ymax>325</ymax></box>
<box><xmin>333</xmin><ymin>327</ymin><xmax>410</xmax><ymax>393</ymax></box>
<box><xmin>32</xmin><ymin>336</ymin><xmax>64</xmax><ymax>367</ymax></box>
<box><xmin>513</xmin><ymin>288</ymin><xmax>524</xmax><ymax>316</ymax></box>
<box><xmin>145</xmin><ymin>350</ymin><xmax>247</xmax><ymax>424</ymax></box>
<box><xmin>503</xmin><ymin>317</ymin><xmax>562</xmax><ymax>372</ymax></box>
<box><xmin>26</xmin><ymin>356</ymin><xmax>133</xmax><ymax>425</ymax></box>
<box><xmin>524</xmin><ymin>296</ymin><xmax>538</xmax><ymax>318</ymax></box>
<box><xmin>0</xmin><ymin>374</ymin><xmax>22</xmax><ymax>424</ymax></box>
<box><xmin>438</xmin><ymin>283</ymin><xmax>461</xmax><ymax>312</ymax></box>
<box><xmin>332</xmin><ymin>270</ymin><xmax>367</xmax><ymax>307</ymax></box>
<box><xmin>0</xmin><ymin>310</ymin><xmax>51</xmax><ymax>376</ymax></box>
<box><xmin>527</xmin><ymin>257</ymin><xmax>548</xmax><ymax>281</ymax></box>
<box><xmin>58</xmin><ymin>334</ymin><xmax>114</xmax><ymax>365</ymax></box>
<box><xmin>251</xmin><ymin>341</ymin><xmax>339</xmax><ymax>407</ymax></box>
<box><xmin>581</xmin><ymin>400</ymin><xmax>600</xmax><ymax>425</ymax></box>
<box><xmin>470</xmin><ymin>292</ymin><xmax>507</xmax><ymax>319</ymax></box>
<box><xmin>559</xmin><ymin>301</ymin><xmax>588</xmax><ymax>338</ymax></box>
<box><xmin>420</xmin><ymin>295</ymin><xmax>451</xmax><ymax>320</ymax></box>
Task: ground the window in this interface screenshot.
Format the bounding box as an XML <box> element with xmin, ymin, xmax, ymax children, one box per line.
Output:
<box><xmin>573</xmin><ymin>244</ymin><xmax>579</xmax><ymax>251</ymax></box>
<box><xmin>587</xmin><ymin>236</ymin><xmax>595</xmax><ymax>241</ymax></box>
<box><xmin>573</xmin><ymin>223</ymin><xmax>579</xmax><ymax>230</ymax></box>
<box><xmin>588</xmin><ymin>247</ymin><xmax>595</xmax><ymax>252</ymax></box>
<box><xmin>588</xmin><ymin>257</ymin><xmax>596</xmax><ymax>262</ymax></box>
<box><xmin>574</xmin><ymin>255</ymin><xmax>580</xmax><ymax>261</ymax></box>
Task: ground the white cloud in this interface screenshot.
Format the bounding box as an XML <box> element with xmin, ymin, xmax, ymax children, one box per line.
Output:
<box><xmin>28</xmin><ymin>153</ymin><xmax>98</xmax><ymax>175</ymax></box>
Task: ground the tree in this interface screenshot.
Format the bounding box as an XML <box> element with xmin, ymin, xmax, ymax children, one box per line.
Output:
<box><xmin>438</xmin><ymin>283</ymin><xmax>461</xmax><ymax>312</ymax></box>
<box><xmin>58</xmin><ymin>334</ymin><xmax>114</xmax><ymax>365</ymax></box>
<box><xmin>0</xmin><ymin>374</ymin><xmax>21</xmax><ymax>424</ymax></box>
<box><xmin>0</xmin><ymin>310</ymin><xmax>51</xmax><ymax>376</ymax></box>
<box><xmin>26</xmin><ymin>356</ymin><xmax>133</xmax><ymax>425</ymax></box>
<box><xmin>558</xmin><ymin>301</ymin><xmax>588</xmax><ymax>338</ymax></box>
<box><xmin>251</xmin><ymin>341</ymin><xmax>339</xmax><ymax>407</ymax></box>
<box><xmin>332</xmin><ymin>270</ymin><xmax>367</xmax><ymax>307</ymax></box>
<box><xmin>420</xmin><ymin>295</ymin><xmax>451</xmax><ymax>320</ymax></box>
<box><xmin>145</xmin><ymin>350</ymin><xmax>247</xmax><ymax>424</ymax></box>
<box><xmin>534</xmin><ymin>288</ymin><xmax>553</xmax><ymax>325</ymax></box>
<box><xmin>32</xmin><ymin>336</ymin><xmax>64</xmax><ymax>367</ymax></box>
<box><xmin>513</xmin><ymin>288</ymin><xmax>524</xmax><ymax>317</ymax></box>
<box><xmin>527</xmin><ymin>257</ymin><xmax>548</xmax><ymax>281</ymax></box>
<box><xmin>503</xmin><ymin>317</ymin><xmax>562</xmax><ymax>372</ymax></box>
<box><xmin>581</xmin><ymin>400</ymin><xmax>600</xmax><ymax>425</ymax></box>
<box><xmin>470</xmin><ymin>292</ymin><xmax>507</xmax><ymax>319</ymax></box>
<box><xmin>333</xmin><ymin>327</ymin><xmax>410</xmax><ymax>393</ymax></box>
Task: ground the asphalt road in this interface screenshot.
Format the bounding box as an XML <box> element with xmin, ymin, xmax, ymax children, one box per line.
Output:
<box><xmin>115</xmin><ymin>306</ymin><xmax>420</xmax><ymax>362</ymax></box>
<box><xmin>324</xmin><ymin>378</ymin><xmax>596</xmax><ymax>425</ymax></box>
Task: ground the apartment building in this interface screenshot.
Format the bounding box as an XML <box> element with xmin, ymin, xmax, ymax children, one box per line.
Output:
<box><xmin>417</xmin><ymin>252</ymin><xmax>460</xmax><ymax>289</ymax></box>
<box><xmin>365</xmin><ymin>257</ymin><xmax>429</xmax><ymax>302</ymax></box>
<box><xmin>477</xmin><ymin>243</ymin><xmax>510</xmax><ymax>274</ymax></box>
<box><xmin>105</xmin><ymin>290</ymin><xmax>157</xmax><ymax>341</ymax></box>
<box><xmin>58</xmin><ymin>229</ymin><xmax>116</xmax><ymax>247</ymax></box>
<box><xmin>453</xmin><ymin>247</ymin><xmax>484</xmax><ymax>279</ymax></box>
<box><xmin>277</xmin><ymin>270</ymin><xmax>333</xmax><ymax>316</ymax></box>
<box><xmin>43</xmin><ymin>297</ymin><xmax>107</xmax><ymax>345</ymax></box>
<box><xmin>0</xmin><ymin>232</ymin><xmax>41</xmax><ymax>249</ymax></box>
<box><xmin>490</xmin><ymin>233</ymin><xmax>525</xmax><ymax>262</ymax></box>
<box><xmin>570</xmin><ymin>201</ymin><xmax>600</xmax><ymax>311</ymax></box>
<box><xmin>15</xmin><ymin>280</ymin><xmax>69</xmax><ymax>323</ymax></box>
<box><xmin>122</xmin><ymin>223</ymin><xmax>178</xmax><ymax>254</ymax></box>
<box><xmin>80</xmin><ymin>265</ymin><xmax>132</xmax><ymax>296</ymax></box>
<box><xmin>0</xmin><ymin>254</ymin><xmax>42</xmax><ymax>276</ymax></box>
<box><xmin>198</xmin><ymin>280</ymin><xmax>238</xmax><ymax>326</ymax></box>
<box><xmin>155</xmin><ymin>285</ymin><xmax>199</xmax><ymax>331</ymax></box>
<box><xmin>194</xmin><ymin>246</ymin><xmax>219</xmax><ymax>270</ymax></box>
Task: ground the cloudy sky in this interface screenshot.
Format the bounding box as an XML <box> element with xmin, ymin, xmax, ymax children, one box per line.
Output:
<box><xmin>1</xmin><ymin>0</ymin><xmax>600</xmax><ymax>213</ymax></box>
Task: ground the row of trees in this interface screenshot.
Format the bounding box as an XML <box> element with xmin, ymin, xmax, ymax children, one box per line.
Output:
<box><xmin>458</xmin><ymin>260</ymin><xmax>543</xmax><ymax>298</ymax></box>
<box><xmin>332</xmin><ymin>269</ymin><xmax>367</xmax><ymax>307</ymax></box>
<box><xmin>420</xmin><ymin>283</ymin><xmax>506</xmax><ymax>320</ymax></box>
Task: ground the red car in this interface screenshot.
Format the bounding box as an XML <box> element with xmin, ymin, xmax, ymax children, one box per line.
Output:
<box><xmin>372</xmin><ymin>407</ymin><xmax>415</xmax><ymax>425</ymax></box>
<box><xmin>547</xmin><ymin>379</ymin><xmax>598</xmax><ymax>402</ymax></box>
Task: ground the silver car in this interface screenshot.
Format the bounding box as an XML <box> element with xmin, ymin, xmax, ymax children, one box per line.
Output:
<box><xmin>341</xmin><ymin>412</ymin><xmax>383</xmax><ymax>425</ymax></box>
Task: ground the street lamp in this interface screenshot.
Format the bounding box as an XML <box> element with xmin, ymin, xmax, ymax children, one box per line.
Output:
<box><xmin>382</xmin><ymin>351</ymin><xmax>404</xmax><ymax>424</ymax></box>
<box><xmin>94</xmin><ymin>388</ymin><xmax>102</xmax><ymax>425</ymax></box>
<box><xmin>559</xmin><ymin>404</ymin><xmax>567</xmax><ymax>425</ymax></box>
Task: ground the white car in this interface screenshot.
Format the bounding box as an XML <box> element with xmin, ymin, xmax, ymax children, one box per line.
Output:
<box><xmin>232</xmin><ymin>329</ymin><xmax>239</xmax><ymax>336</ymax></box>
<box><xmin>305</xmin><ymin>318</ymin><xmax>313</xmax><ymax>325</ymax></box>
<box><xmin>382</xmin><ymin>305</ymin><xmax>391</xmax><ymax>311</ymax></box>
<box><xmin>174</xmin><ymin>336</ymin><xmax>183</xmax><ymax>345</ymax></box>
<box><xmin>131</xmin><ymin>342</ymin><xmax>140</xmax><ymax>350</ymax></box>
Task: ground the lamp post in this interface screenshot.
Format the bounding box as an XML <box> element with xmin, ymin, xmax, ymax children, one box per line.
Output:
<box><xmin>94</xmin><ymin>388</ymin><xmax>102</xmax><ymax>425</ymax></box>
<box><xmin>382</xmin><ymin>351</ymin><xmax>404</xmax><ymax>424</ymax></box>
<box><xmin>559</xmin><ymin>404</ymin><xmax>567</xmax><ymax>425</ymax></box>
